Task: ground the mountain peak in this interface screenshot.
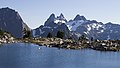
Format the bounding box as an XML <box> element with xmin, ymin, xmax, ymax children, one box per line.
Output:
<box><xmin>47</xmin><ymin>13</ymin><xmax>55</xmax><ymax>22</ymax></box>
<box><xmin>106</xmin><ymin>22</ymin><xmax>112</xmax><ymax>24</ymax></box>
<box><xmin>73</xmin><ymin>14</ymin><xmax>86</xmax><ymax>21</ymax></box>
<box><xmin>60</xmin><ymin>13</ymin><xmax>64</xmax><ymax>18</ymax></box>
<box><xmin>1</xmin><ymin>7</ymin><xmax>11</xmax><ymax>10</ymax></box>
<box><xmin>49</xmin><ymin>13</ymin><xmax>55</xmax><ymax>19</ymax></box>
<box><xmin>57</xmin><ymin>13</ymin><xmax>65</xmax><ymax>19</ymax></box>
<box><xmin>0</xmin><ymin>7</ymin><xmax>30</xmax><ymax>38</ymax></box>
<box><xmin>0</xmin><ymin>7</ymin><xmax>16</xmax><ymax>12</ymax></box>
<box><xmin>44</xmin><ymin>13</ymin><xmax>56</xmax><ymax>26</ymax></box>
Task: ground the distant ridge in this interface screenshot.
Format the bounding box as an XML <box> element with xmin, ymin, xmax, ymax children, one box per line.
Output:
<box><xmin>33</xmin><ymin>13</ymin><xmax>120</xmax><ymax>40</ymax></box>
<box><xmin>0</xmin><ymin>7</ymin><xmax>120</xmax><ymax>40</ymax></box>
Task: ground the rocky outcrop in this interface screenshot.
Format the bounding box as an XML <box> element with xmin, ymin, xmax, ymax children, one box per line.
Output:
<box><xmin>0</xmin><ymin>30</ymin><xmax>15</xmax><ymax>44</ymax></box>
<box><xmin>0</xmin><ymin>7</ymin><xmax>30</xmax><ymax>38</ymax></box>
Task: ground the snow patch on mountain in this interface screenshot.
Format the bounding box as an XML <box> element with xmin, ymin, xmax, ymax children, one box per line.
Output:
<box><xmin>86</xmin><ymin>23</ymin><xmax>103</xmax><ymax>31</ymax></box>
<box><xmin>66</xmin><ymin>25</ymin><xmax>72</xmax><ymax>31</ymax></box>
<box><xmin>39</xmin><ymin>29</ymin><xmax>44</xmax><ymax>35</ymax></box>
<box><xmin>66</xmin><ymin>20</ymin><xmax>86</xmax><ymax>31</ymax></box>
<box><xmin>54</xmin><ymin>19</ymin><xmax>66</xmax><ymax>23</ymax></box>
<box><xmin>32</xmin><ymin>13</ymin><xmax>120</xmax><ymax>40</ymax></box>
<box><xmin>42</xmin><ymin>26</ymin><xmax>51</xmax><ymax>29</ymax></box>
<box><xmin>84</xmin><ymin>32</ymin><xmax>88</xmax><ymax>34</ymax></box>
<box><xmin>97</xmin><ymin>30</ymin><xmax>104</xmax><ymax>33</ymax></box>
<box><xmin>32</xmin><ymin>13</ymin><xmax>71</xmax><ymax>39</ymax></box>
<box><xmin>87</xmin><ymin>25</ymin><xmax>91</xmax><ymax>31</ymax></box>
<box><xmin>54</xmin><ymin>13</ymin><xmax>67</xmax><ymax>24</ymax></box>
<box><xmin>101</xmin><ymin>30</ymin><xmax>104</xmax><ymax>32</ymax></box>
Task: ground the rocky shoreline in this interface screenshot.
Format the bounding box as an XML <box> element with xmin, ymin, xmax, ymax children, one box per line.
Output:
<box><xmin>0</xmin><ymin>32</ymin><xmax>18</xmax><ymax>45</ymax></box>
<box><xmin>1</xmin><ymin>34</ymin><xmax>120</xmax><ymax>52</ymax></box>
<box><xmin>90</xmin><ymin>40</ymin><xmax>120</xmax><ymax>51</ymax></box>
<box><xmin>19</xmin><ymin>38</ymin><xmax>120</xmax><ymax>51</ymax></box>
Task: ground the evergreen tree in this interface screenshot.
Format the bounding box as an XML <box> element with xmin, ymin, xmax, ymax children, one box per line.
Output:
<box><xmin>23</xmin><ymin>31</ymin><xmax>31</xmax><ymax>38</ymax></box>
<box><xmin>91</xmin><ymin>37</ymin><xmax>94</xmax><ymax>41</ymax></box>
<box><xmin>79</xmin><ymin>35</ymin><xmax>84</xmax><ymax>40</ymax></box>
<box><xmin>0</xmin><ymin>30</ymin><xmax>4</xmax><ymax>35</ymax></box>
<box><xmin>47</xmin><ymin>32</ymin><xmax>52</xmax><ymax>38</ymax></box>
<box><xmin>56</xmin><ymin>31</ymin><xmax>64</xmax><ymax>39</ymax></box>
<box><xmin>79</xmin><ymin>35</ymin><xmax>87</xmax><ymax>40</ymax></box>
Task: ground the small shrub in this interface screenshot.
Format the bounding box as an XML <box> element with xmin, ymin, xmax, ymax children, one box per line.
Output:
<box><xmin>47</xmin><ymin>32</ymin><xmax>52</xmax><ymax>38</ymax></box>
<box><xmin>0</xmin><ymin>30</ymin><xmax>4</xmax><ymax>35</ymax></box>
<box><xmin>56</xmin><ymin>31</ymin><xmax>64</xmax><ymax>39</ymax></box>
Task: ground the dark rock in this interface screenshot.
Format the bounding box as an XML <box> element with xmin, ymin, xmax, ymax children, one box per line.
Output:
<box><xmin>32</xmin><ymin>13</ymin><xmax>71</xmax><ymax>39</ymax></box>
<box><xmin>0</xmin><ymin>7</ymin><xmax>30</xmax><ymax>38</ymax></box>
<box><xmin>73</xmin><ymin>14</ymin><xmax>86</xmax><ymax>21</ymax></box>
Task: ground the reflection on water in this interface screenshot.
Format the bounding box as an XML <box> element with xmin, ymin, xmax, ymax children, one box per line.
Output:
<box><xmin>0</xmin><ymin>43</ymin><xmax>120</xmax><ymax>68</ymax></box>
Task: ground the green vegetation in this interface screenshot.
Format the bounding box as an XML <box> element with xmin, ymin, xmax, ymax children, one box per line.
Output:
<box><xmin>90</xmin><ymin>37</ymin><xmax>94</xmax><ymax>41</ymax></box>
<box><xmin>0</xmin><ymin>30</ymin><xmax>4</xmax><ymax>35</ymax></box>
<box><xmin>23</xmin><ymin>28</ymin><xmax>32</xmax><ymax>38</ymax></box>
<box><xmin>56</xmin><ymin>31</ymin><xmax>64</xmax><ymax>39</ymax></box>
<box><xmin>79</xmin><ymin>35</ymin><xmax>87</xmax><ymax>41</ymax></box>
<box><xmin>47</xmin><ymin>32</ymin><xmax>52</xmax><ymax>38</ymax></box>
<box><xmin>23</xmin><ymin>30</ymin><xmax>32</xmax><ymax>38</ymax></box>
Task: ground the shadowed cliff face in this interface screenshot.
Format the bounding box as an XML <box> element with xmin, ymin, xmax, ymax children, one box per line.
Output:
<box><xmin>0</xmin><ymin>7</ymin><xmax>30</xmax><ymax>38</ymax></box>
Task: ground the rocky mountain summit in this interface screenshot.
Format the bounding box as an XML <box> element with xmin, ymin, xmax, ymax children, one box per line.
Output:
<box><xmin>32</xmin><ymin>13</ymin><xmax>120</xmax><ymax>40</ymax></box>
<box><xmin>0</xmin><ymin>7</ymin><xmax>30</xmax><ymax>38</ymax></box>
<box><xmin>32</xmin><ymin>13</ymin><xmax>71</xmax><ymax>39</ymax></box>
<box><xmin>66</xmin><ymin>14</ymin><xmax>120</xmax><ymax>40</ymax></box>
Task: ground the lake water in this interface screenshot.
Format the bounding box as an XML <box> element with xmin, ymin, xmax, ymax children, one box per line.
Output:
<box><xmin>0</xmin><ymin>43</ymin><xmax>120</xmax><ymax>68</ymax></box>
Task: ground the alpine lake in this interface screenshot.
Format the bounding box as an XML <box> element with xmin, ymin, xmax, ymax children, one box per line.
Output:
<box><xmin>0</xmin><ymin>43</ymin><xmax>120</xmax><ymax>68</ymax></box>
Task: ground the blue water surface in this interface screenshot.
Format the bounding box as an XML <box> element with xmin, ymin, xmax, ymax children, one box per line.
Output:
<box><xmin>0</xmin><ymin>43</ymin><xmax>120</xmax><ymax>68</ymax></box>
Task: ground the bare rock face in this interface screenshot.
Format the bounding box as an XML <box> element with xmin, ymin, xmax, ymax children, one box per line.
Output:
<box><xmin>0</xmin><ymin>7</ymin><xmax>30</xmax><ymax>38</ymax></box>
<box><xmin>32</xmin><ymin>13</ymin><xmax>71</xmax><ymax>39</ymax></box>
<box><xmin>73</xmin><ymin>14</ymin><xmax>86</xmax><ymax>21</ymax></box>
<box><xmin>67</xmin><ymin>14</ymin><xmax>120</xmax><ymax>40</ymax></box>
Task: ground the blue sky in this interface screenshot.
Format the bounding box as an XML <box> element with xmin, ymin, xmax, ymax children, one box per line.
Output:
<box><xmin>0</xmin><ymin>0</ymin><xmax>120</xmax><ymax>29</ymax></box>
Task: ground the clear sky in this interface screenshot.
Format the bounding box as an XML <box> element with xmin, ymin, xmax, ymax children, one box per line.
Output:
<box><xmin>0</xmin><ymin>0</ymin><xmax>120</xmax><ymax>29</ymax></box>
